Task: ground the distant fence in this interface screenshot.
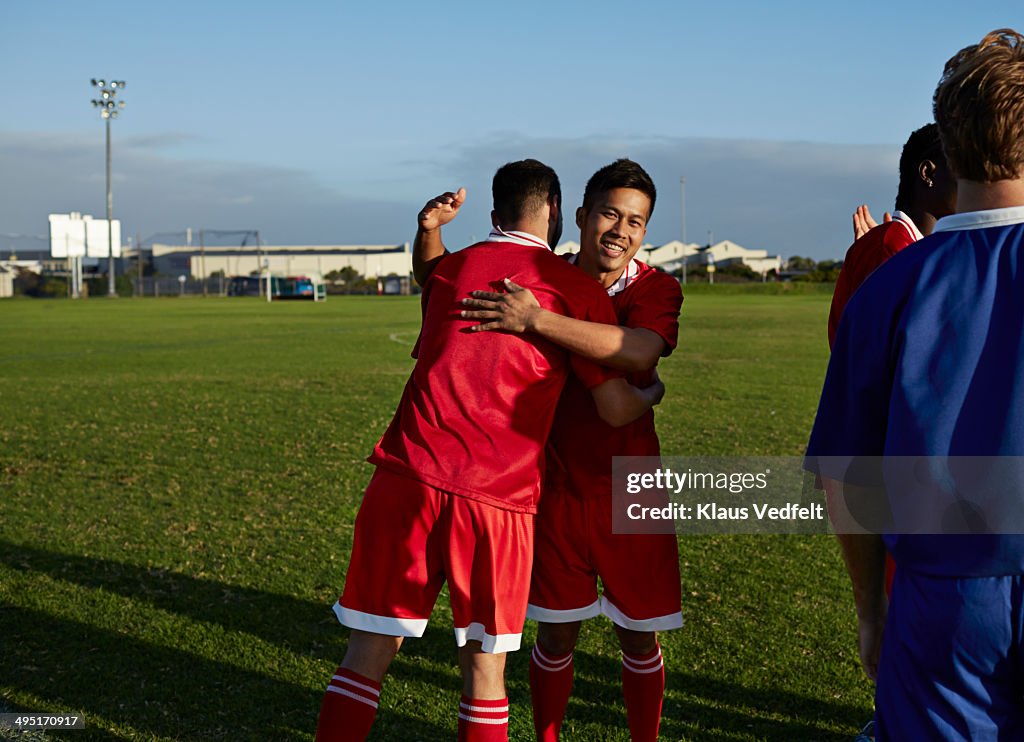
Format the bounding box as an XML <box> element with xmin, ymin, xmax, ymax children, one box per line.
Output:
<box><xmin>15</xmin><ymin>275</ymin><xmax>419</xmax><ymax>298</ymax></box>
<box><xmin>132</xmin><ymin>277</ymin><xmax>229</xmax><ymax>297</ymax></box>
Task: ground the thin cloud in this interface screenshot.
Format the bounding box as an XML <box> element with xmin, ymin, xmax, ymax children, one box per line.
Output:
<box><xmin>0</xmin><ymin>131</ymin><xmax>413</xmax><ymax>246</ymax></box>
<box><xmin>121</xmin><ymin>132</ymin><xmax>205</xmax><ymax>150</ymax></box>
<box><xmin>435</xmin><ymin>134</ymin><xmax>899</xmax><ymax>259</ymax></box>
<box><xmin>0</xmin><ymin>130</ymin><xmax>899</xmax><ymax>259</ymax></box>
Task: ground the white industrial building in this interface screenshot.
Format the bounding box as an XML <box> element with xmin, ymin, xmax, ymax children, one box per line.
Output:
<box><xmin>150</xmin><ymin>243</ymin><xmax>412</xmax><ymax>280</ymax></box>
<box><xmin>641</xmin><ymin>239</ymin><xmax>782</xmax><ymax>276</ymax></box>
<box><xmin>637</xmin><ymin>240</ymin><xmax>699</xmax><ymax>266</ymax></box>
<box><xmin>25</xmin><ymin>216</ymin><xmax>783</xmax><ymax>287</ymax></box>
<box><xmin>142</xmin><ymin>239</ymin><xmax>779</xmax><ymax>279</ymax></box>
<box><xmin>554</xmin><ymin>238</ymin><xmax>782</xmax><ymax>276</ymax></box>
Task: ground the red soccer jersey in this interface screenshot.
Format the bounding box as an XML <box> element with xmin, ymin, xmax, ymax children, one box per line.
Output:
<box><xmin>827</xmin><ymin>212</ymin><xmax>921</xmax><ymax>347</ymax></box>
<box><xmin>370</xmin><ymin>233</ymin><xmax>622</xmax><ymax>514</ymax></box>
<box><xmin>545</xmin><ymin>260</ymin><xmax>683</xmax><ymax>497</ymax></box>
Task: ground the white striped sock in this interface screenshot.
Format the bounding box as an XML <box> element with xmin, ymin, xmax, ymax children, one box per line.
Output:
<box><xmin>532</xmin><ymin>644</ymin><xmax>574</xmax><ymax>672</ymax></box>
<box><xmin>622</xmin><ymin>647</ymin><xmax>663</xmax><ymax>674</ymax></box>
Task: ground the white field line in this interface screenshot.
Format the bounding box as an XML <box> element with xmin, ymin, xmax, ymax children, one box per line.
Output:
<box><xmin>388</xmin><ymin>331</ymin><xmax>417</xmax><ymax>345</ymax></box>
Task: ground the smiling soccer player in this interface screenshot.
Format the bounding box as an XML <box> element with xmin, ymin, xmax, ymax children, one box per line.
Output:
<box><xmin>315</xmin><ymin>159</ymin><xmax>664</xmax><ymax>742</ymax></box>
<box><xmin>418</xmin><ymin>160</ymin><xmax>684</xmax><ymax>741</ymax></box>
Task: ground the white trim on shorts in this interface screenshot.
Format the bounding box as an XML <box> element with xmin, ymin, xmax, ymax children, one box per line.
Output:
<box><xmin>333</xmin><ymin>602</ymin><xmax>429</xmax><ymax>637</ymax></box>
<box><xmin>601</xmin><ymin>596</ymin><xmax>684</xmax><ymax>632</ymax></box>
<box><xmin>453</xmin><ymin>622</ymin><xmax>522</xmax><ymax>653</ymax></box>
<box><xmin>526</xmin><ymin>599</ymin><xmax>602</xmax><ymax>623</ymax></box>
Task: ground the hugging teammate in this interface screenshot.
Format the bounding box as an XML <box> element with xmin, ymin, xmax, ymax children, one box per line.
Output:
<box><xmin>417</xmin><ymin>159</ymin><xmax>684</xmax><ymax>741</ymax></box>
<box><xmin>315</xmin><ymin>159</ymin><xmax>663</xmax><ymax>742</ymax></box>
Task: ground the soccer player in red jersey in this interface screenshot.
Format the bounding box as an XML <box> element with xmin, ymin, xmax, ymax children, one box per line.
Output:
<box><xmin>417</xmin><ymin>160</ymin><xmax>683</xmax><ymax>742</ymax></box>
<box><xmin>314</xmin><ymin>159</ymin><xmax>665</xmax><ymax>742</ymax></box>
<box><xmin>828</xmin><ymin>123</ymin><xmax>957</xmax><ymax>347</ymax></box>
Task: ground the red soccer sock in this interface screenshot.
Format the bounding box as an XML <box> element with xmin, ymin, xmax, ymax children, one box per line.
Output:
<box><xmin>529</xmin><ymin>644</ymin><xmax>574</xmax><ymax>741</ymax></box>
<box><xmin>621</xmin><ymin>644</ymin><xmax>665</xmax><ymax>742</ymax></box>
<box><xmin>457</xmin><ymin>695</ymin><xmax>509</xmax><ymax>742</ymax></box>
<box><xmin>314</xmin><ymin>666</ymin><xmax>382</xmax><ymax>742</ymax></box>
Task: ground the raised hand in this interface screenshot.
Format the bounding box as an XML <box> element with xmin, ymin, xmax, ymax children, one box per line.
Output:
<box><xmin>852</xmin><ymin>204</ymin><xmax>892</xmax><ymax>241</ymax></box>
<box><xmin>418</xmin><ymin>188</ymin><xmax>467</xmax><ymax>232</ymax></box>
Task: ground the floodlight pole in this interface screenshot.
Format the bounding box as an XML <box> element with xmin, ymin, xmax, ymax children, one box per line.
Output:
<box><xmin>707</xmin><ymin>230</ymin><xmax>715</xmax><ymax>285</ymax></box>
<box><xmin>680</xmin><ymin>176</ymin><xmax>687</xmax><ymax>285</ymax></box>
<box><xmin>257</xmin><ymin>231</ymin><xmax>271</xmax><ymax>303</ymax></box>
<box><xmin>105</xmin><ymin>116</ymin><xmax>114</xmax><ymax>296</ymax></box>
<box><xmin>136</xmin><ymin>232</ymin><xmax>142</xmax><ymax>296</ymax></box>
<box><xmin>200</xmin><ymin>229</ymin><xmax>207</xmax><ymax>297</ymax></box>
<box><xmin>679</xmin><ymin>176</ymin><xmax>686</xmax><ymax>244</ymax></box>
<box><xmin>91</xmin><ymin>78</ymin><xmax>126</xmax><ymax>297</ymax></box>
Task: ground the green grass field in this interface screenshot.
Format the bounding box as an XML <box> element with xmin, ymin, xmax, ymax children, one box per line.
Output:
<box><xmin>0</xmin><ymin>292</ymin><xmax>872</xmax><ymax>741</ymax></box>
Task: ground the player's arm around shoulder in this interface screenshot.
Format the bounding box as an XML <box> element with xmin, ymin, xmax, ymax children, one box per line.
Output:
<box><xmin>569</xmin><ymin>278</ymin><xmax>667</xmax><ymax>427</ymax></box>
<box><xmin>626</xmin><ymin>268</ymin><xmax>684</xmax><ymax>361</ymax></box>
<box><xmin>589</xmin><ymin>373</ymin><xmax>666</xmax><ymax>427</ymax></box>
<box><xmin>460</xmin><ymin>270</ymin><xmax>681</xmax><ymax>372</ymax></box>
<box><xmin>531</xmin><ymin>307</ymin><xmax>667</xmax><ymax>372</ymax></box>
<box><xmin>578</xmin><ymin>267</ymin><xmax>683</xmax><ymax>372</ymax></box>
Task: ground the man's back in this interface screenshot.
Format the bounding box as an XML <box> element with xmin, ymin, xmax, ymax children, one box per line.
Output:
<box><xmin>371</xmin><ymin>237</ymin><xmax>620</xmax><ymax>513</ymax></box>
<box><xmin>826</xmin><ymin>211</ymin><xmax>1024</xmax><ymax>456</ymax></box>
<box><xmin>811</xmin><ymin>207</ymin><xmax>1024</xmax><ymax>576</ymax></box>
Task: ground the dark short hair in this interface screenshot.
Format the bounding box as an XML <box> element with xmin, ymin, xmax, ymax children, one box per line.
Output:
<box><xmin>491</xmin><ymin>159</ymin><xmax>561</xmax><ymax>226</ymax></box>
<box><xmin>895</xmin><ymin>123</ymin><xmax>944</xmax><ymax>210</ymax></box>
<box><xmin>933</xmin><ymin>28</ymin><xmax>1024</xmax><ymax>182</ymax></box>
<box><xmin>581</xmin><ymin>159</ymin><xmax>657</xmax><ymax>219</ymax></box>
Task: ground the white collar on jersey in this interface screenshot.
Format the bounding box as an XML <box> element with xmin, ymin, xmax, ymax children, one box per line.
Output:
<box><xmin>566</xmin><ymin>253</ymin><xmax>640</xmax><ymax>297</ymax></box>
<box><xmin>933</xmin><ymin>206</ymin><xmax>1024</xmax><ymax>233</ymax></box>
<box><xmin>486</xmin><ymin>226</ymin><xmax>552</xmax><ymax>251</ymax></box>
<box><xmin>891</xmin><ymin>210</ymin><xmax>924</xmax><ymax>242</ymax></box>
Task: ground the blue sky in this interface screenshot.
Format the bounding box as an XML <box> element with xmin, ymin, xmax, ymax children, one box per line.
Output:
<box><xmin>1</xmin><ymin>1</ymin><xmax>1019</xmax><ymax>260</ymax></box>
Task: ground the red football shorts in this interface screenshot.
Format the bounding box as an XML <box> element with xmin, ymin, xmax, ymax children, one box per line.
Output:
<box><xmin>527</xmin><ymin>483</ymin><xmax>683</xmax><ymax>631</ymax></box>
<box><xmin>335</xmin><ymin>467</ymin><xmax>533</xmax><ymax>653</ymax></box>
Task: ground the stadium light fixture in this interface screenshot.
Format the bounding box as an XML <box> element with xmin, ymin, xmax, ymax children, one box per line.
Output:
<box><xmin>90</xmin><ymin>77</ymin><xmax>126</xmax><ymax>297</ymax></box>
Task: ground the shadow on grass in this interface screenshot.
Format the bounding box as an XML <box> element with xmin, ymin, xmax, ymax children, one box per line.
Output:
<box><xmin>387</xmin><ymin>636</ymin><xmax>869</xmax><ymax>741</ymax></box>
<box><xmin>0</xmin><ymin>539</ymin><xmax>335</xmax><ymax>652</ymax></box>
<box><xmin>0</xmin><ymin>540</ymin><xmax>461</xmax><ymax>741</ymax></box>
<box><xmin>0</xmin><ymin>540</ymin><xmax>868</xmax><ymax>740</ymax></box>
<box><xmin>1</xmin><ymin>603</ymin><xmax>322</xmax><ymax>741</ymax></box>
<box><xmin>562</xmin><ymin>649</ymin><xmax>868</xmax><ymax>741</ymax></box>
<box><xmin>2</xmin><ymin>605</ymin><xmax>457</xmax><ymax>742</ymax></box>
